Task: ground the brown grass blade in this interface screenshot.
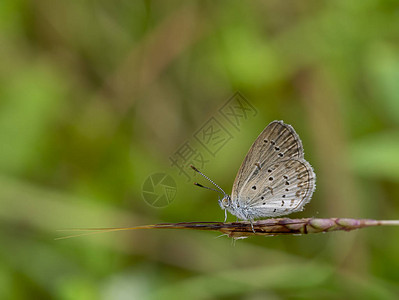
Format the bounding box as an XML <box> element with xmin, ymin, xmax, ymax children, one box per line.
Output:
<box><xmin>55</xmin><ymin>218</ymin><xmax>399</xmax><ymax>240</ymax></box>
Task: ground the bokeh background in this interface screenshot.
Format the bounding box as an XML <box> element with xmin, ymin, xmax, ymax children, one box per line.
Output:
<box><xmin>1</xmin><ymin>1</ymin><xmax>399</xmax><ymax>299</ymax></box>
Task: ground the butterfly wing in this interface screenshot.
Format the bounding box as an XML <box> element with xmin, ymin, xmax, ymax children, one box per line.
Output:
<box><xmin>235</xmin><ymin>158</ymin><xmax>315</xmax><ymax>218</ymax></box>
<box><xmin>231</xmin><ymin>121</ymin><xmax>304</xmax><ymax>199</ymax></box>
<box><xmin>230</xmin><ymin>121</ymin><xmax>315</xmax><ymax>220</ymax></box>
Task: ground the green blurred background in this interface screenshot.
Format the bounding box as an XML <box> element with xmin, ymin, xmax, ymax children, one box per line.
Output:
<box><xmin>1</xmin><ymin>1</ymin><xmax>399</xmax><ymax>299</ymax></box>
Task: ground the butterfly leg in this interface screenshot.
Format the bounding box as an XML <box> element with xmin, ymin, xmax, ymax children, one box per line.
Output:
<box><xmin>224</xmin><ymin>209</ymin><xmax>227</xmax><ymax>222</ymax></box>
<box><xmin>250</xmin><ymin>219</ymin><xmax>256</xmax><ymax>234</ymax></box>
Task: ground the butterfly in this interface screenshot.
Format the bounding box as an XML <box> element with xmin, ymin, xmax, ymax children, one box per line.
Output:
<box><xmin>192</xmin><ymin>120</ymin><xmax>316</xmax><ymax>229</ymax></box>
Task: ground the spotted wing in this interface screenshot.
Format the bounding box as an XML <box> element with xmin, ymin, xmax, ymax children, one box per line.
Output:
<box><xmin>231</xmin><ymin>120</ymin><xmax>304</xmax><ymax>200</ymax></box>
<box><xmin>236</xmin><ymin>158</ymin><xmax>315</xmax><ymax>218</ymax></box>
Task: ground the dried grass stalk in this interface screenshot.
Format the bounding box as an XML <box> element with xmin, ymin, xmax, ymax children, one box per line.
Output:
<box><xmin>56</xmin><ymin>218</ymin><xmax>399</xmax><ymax>240</ymax></box>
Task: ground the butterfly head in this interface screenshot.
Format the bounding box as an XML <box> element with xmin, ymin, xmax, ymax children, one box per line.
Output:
<box><xmin>218</xmin><ymin>194</ymin><xmax>231</xmax><ymax>209</ymax></box>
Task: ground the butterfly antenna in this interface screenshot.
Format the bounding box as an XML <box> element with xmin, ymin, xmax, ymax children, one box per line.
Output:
<box><xmin>193</xmin><ymin>182</ymin><xmax>224</xmax><ymax>195</ymax></box>
<box><xmin>190</xmin><ymin>165</ymin><xmax>227</xmax><ymax>195</ymax></box>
